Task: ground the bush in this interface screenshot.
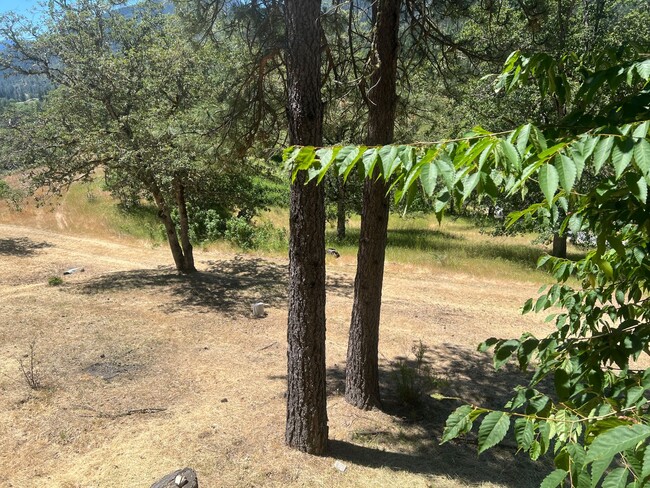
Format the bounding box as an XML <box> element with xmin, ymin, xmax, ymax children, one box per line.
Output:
<box><xmin>223</xmin><ymin>217</ymin><xmax>287</xmax><ymax>251</ymax></box>
<box><xmin>48</xmin><ymin>276</ymin><xmax>63</xmax><ymax>286</ymax></box>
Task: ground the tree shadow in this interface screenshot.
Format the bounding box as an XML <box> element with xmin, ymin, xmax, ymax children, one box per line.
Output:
<box><xmin>75</xmin><ymin>256</ymin><xmax>355</xmax><ymax>316</ymax></box>
<box><xmin>75</xmin><ymin>256</ymin><xmax>288</xmax><ymax>316</ymax></box>
<box><xmin>0</xmin><ymin>237</ymin><xmax>52</xmax><ymax>257</ymax></box>
<box><xmin>324</xmin><ymin>342</ymin><xmax>552</xmax><ymax>486</ymax></box>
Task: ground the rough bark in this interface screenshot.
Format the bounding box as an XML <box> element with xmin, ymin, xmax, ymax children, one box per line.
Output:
<box><xmin>552</xmin><ymin>233</ymin><xmax>567</xmax><ymax>259</ymax></box>
<box><xmin>174</xmin><ymin>181</ymin><xmax>196</xmax><ymax>273</ymax></box>
<box><xmin>345</xmin><ymin>0</ymin><xmax>400</xmax><ymax>410</ymax></box>
<box><xmin>284</xmin><ymin>0</ymin><xmax>328</xmax><ymax>454</ymax></box>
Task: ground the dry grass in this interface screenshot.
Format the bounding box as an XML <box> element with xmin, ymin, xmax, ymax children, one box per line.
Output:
<box><xmin>0</xmin><ymin>195</ymin><xmax>559</xmax><ymax>488</ymax></box>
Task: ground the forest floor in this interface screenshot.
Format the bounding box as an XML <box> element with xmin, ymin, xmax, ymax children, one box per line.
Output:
<box><xmin>0</xmin><ymin>201</ymin><xmax>557</xmax><ymax>487</ymax></box>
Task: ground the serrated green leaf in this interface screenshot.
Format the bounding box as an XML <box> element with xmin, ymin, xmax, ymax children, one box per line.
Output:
<box><xmin>362</xmin><ymin>148</ymin><xmax>379</xmax><ymax>177</ymax></box>
<box><xmin>554</xmin><ymin>371</ymin><xmax>571</xmax><ymax>402</ymax></box>
<box><xmin>379</xmin><ymin>145</ymin><xmax>399</xmax><ymax>179</ymax></box>
<box><xmin>515</xmin><ymin>417</ymin><xmax>535</xmax><ymax>450</ymax></box>
<box><xmin>436</xmin><ymin>155</ymin><xmax>455</xmax><ymax>190</ymax></box>
<box><xmin>420</xmin><ymin>162</ymin><xmax>438</xmax><ymax>197</ymax></box>
<box><xmin>336</xmin><ymin>145</ymin><xmax>364</xmax><ymax>180</ymax></box>
<box><xmin>462</xmin><ymin>172</ymin><xmax>480</xmax><ymax>199</ymax></box>
<box><xmin>594</xmin><ymin>137</ymin><xmax>614</xmax><ymax>174</ymax></box>
<box><xmin>478</xmin><ymin>411</ymin><xmax>510</xmax><ymax>454</ymax></box>
<box><xmin>634</xmin><ymin>139</ymin><xmax>650</xmax><ymax>176</ymax></box>
<box><xmin>601</xmin><ymin>468</ymin><xmax>628</xmax><ymax>488</ymax></box>
<box><xmin>539</xmin><ymin>163</ymin><xmax>559</xmax><ymax>204</ymax></box>
<box><xmin>397</xmin><ymin>145</ymin><xmax>416</xmax><ymax>172</ymax></box>
<box><xmin>516</xmin><ymin>123</ymin><xmax>532</xmax><ymax>155</ymax></box>
<box><xmin>612</xmin><ymin>138</ymin><xmax>635</xmax><ymax>179</ymax></box>
<box><xmin>530</xmin><ymin>440</ymin><xmax>542</xmax><ymax>460</ymax></box>
<box><xmin>636</xmin><ymin>59</ymin><xmax>650</xmax><ymax>80</ymax></box>
<box><xmin>642</xmin><ymin>442</ymin><xmax>650</xmax><ymax>479</ymax></box>
<box><xmin>540</xmin><ymin>469</ymin><xmax>568</xmax><ymax>488</ymax></box>
<box><xmin>625</xmin><ymin>386</ymin><xmax>645</xmax><ymax>408</ymax></box>
<box><xmin>500</xmin><ymin>139</ymin><xmax>521</xmax><ymax>170</ymax></box>
<box><xmin>630</xmin><ymin>176</ymin><xmax>648</xmax><ymax>204</ymax></box>
<box><xmin>441</xmin><ymin>405</ymin><xmax>475</xmax><ymax>443</ymax></box>
<box><xmin>633</xmin><ymin>121</ymin><xmax>649</xmax><ymax>139</ymax></box>
<box><xmin>314</xmin><ymin>147</ymin><xmax>337</xmax><ymax>183</ymax></box>
<box><xmin>586</xmin><ymin>424</ymin><xmax>650</xmax><ymax>464</ymax></box>
<box><xmin>555</xmin><ymin>154</ymin><xmax>577</xmax><ymax>192</ymax></box>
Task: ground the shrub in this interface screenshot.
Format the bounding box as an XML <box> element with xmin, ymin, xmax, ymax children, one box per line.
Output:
<box><xmin>48</xmin><ymin>276</ymin><xmax>63</xmax><ymax>286</ymax></box>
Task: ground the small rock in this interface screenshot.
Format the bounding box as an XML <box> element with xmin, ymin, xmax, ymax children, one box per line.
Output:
<box><xmin>150</xmin><ymin>468</ymin><xmax>198</xmax><ymax>488</ymax></box>
<box><xmin>220</xmin><ymin>398</ymin><xmax>228</xmax><ymax>403</ymax></box>
<box><xmin>63</xmin><ymin>267</ymin><xmax>85</xmax><ymax>275</ymax></box>
<box><xmin>333</xmin><ymin>460</ymin><xmax>347</xmax><ymax>473</ymax></box>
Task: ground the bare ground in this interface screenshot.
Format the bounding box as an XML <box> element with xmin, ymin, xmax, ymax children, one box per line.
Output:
<box><xmin>0</xmin><ymin>222</ymin><xmax>555</xmax><ymax>487</ymax></box>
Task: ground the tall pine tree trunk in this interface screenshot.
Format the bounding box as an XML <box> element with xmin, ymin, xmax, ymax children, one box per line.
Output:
<box><xmin>345</xmin><ymin>0</ymin><xmax>400</xmax><ymax>410</ymax></box>
<box><xmin>284</xmin><ymin>0</ymin><xmax>328</xmax><ymax>454</ymax></box>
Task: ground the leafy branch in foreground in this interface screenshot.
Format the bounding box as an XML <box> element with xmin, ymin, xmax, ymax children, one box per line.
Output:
<box><xmin>282</xmin><ymin>46</ymin><xmax>650</xmax><ymax>486</ymax></box>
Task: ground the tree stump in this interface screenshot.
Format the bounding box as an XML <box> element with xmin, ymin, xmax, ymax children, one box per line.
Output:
<box><xmin>150</xmin><ymin>468</ymin><xmax>198</xmax><ymax>488</ymax></box>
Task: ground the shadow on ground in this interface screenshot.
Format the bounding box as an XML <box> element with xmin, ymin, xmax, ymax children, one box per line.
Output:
<box><xmin>74</xmin><ymin>256</ymin><xmax>290</xmax><ymax>315</ymax></box>
<box><xmin>0</xmin><ymin>237</ymin><xmax>52</xmax><ymax>257</ymax></box>
<box><xmin>74</xmin><ymin>256</ymin><xmax>354</xmax><ymax>316</ymax></box>
<box><xmin>322</xmin><ymin>342</ymin><xmax>552</xmax><ymax>487</ymax></box>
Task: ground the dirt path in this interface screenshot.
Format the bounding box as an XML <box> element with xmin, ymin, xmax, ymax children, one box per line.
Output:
<box><xmin>0</xmin><ymin>224</ymin><xmax>553</xmax><ymax>488</ymax></box>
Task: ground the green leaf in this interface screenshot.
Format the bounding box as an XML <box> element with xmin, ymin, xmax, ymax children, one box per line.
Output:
<box><xmin>477</xmin><ymin>411</ymin><xmax>510</xmax><ymax>454</ymax></box>
<box><xmin>362</xmin><ymin>148</ymin><xmax>379</xmax><ymax>177</ymax></box>
<box><xmin>420</xmin><ymin>162</ymin><xmax>438</xmax><ymax>197</ymax></box>
<box><xmin>601</xmin><ymin>468</ymin><xmax>627</xmax><ymax>488</ymax></box>
<box><xmin>436</xmin><ymin>155</ymin><xmax>455</xmax><ymax>190</ymax></box>
<box><xmin>642</xmin><ymin>443</ymin><xmax>650</xmax><ymax>479</ymax></box>
<box><xmin>530</xmin><ymin>440</ymin><xmax>542</xmax><ymax>460</ymax></box>
<box><xmin>625</xmin><ymin>386</ymin><xmax>645</xmax><ymax>408</ymax></box>
<box><xmin>500</xmin><ymin>139</ymin><xmax>521</xmax><ymax>170</ymax></box>
<box><xmin>628</xmin><ymin>175</ymin><xmax>648</xmax><ymax>204</ymax></box>
<box><xmin>555</xmin><ymin>154</ymin><xmax>577</xmax><ymax>192</ymax></box>
<box><xmin>462</xmin><ymin>172</ymin><xmax>481</xmax><ymax>199</ymax></box>
<box><xmin>633</xmin><ymin>121</ymin><xmax>649</xmax><ymax>139</ymax></box>
<box><xmin>516</xmin><ymin>123</ymin><xmax>532</xmax><ymax>155</ymax></box>
<box><xmin>539</xmin><ymin>163</ymin><xmax>559</xmax><ymax>204</ymax></box>
<box><xmin>442</xmin><ymin>405</ymin><xmax>477</xmax><ymax>443</ymax></box>
<box><xmin>554</xmin><ymin>370</ymin><xmax>572</xmax><ymax>402</ymax></box>
<box><xmin>314</xmin><ymin>147</ymin><xmax>337</xmax><ymax>183</ymax></box>
<box><xmin>593</xmin><ymin>137</ymin><xmax>614</xmax><ymax>174</ymax></box>
<box><xmin>540</xmin><ymin>469</ymin><xmax>568</xmax><ymax>488</ymax></box>
<box><xmin>336</xmin><ymin>146</ymin><xmax>364</xmax><ymax>180</ymax></box>
<box><xmin>515</xmin><ymin>417</ymin><xmax>535</xmax><ymax>450</ymax></box>
<box><xmin>612</xmin><ymin>138</ymin><xmax>635</xmax><ymax>179</ymax></box>
<box><xmin>586</xmin><ymin>424</ymin><xmax>650</xmax><ymax>464</ymax></box>
<box><xmin>634</xmin><ymin>139</ymin><xmax>650</xmax><ymax>176</ymax></box>
<box><xmin>379</xmin><ymin>145</ymin><xmax>400</xmax><ymax>179</ymax></box>
<box><xmin>636</xmin><ymin>59</ymin><xmax>650</xmax><ymax>80</ymax></box>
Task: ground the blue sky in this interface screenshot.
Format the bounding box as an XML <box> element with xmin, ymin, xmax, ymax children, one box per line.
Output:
<box><xmin>0</xmin><ymin>0</ymin><xmax>42</xmax><ymax>16</ymax></box>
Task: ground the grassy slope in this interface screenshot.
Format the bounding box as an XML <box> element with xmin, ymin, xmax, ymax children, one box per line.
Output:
<box><xmin>0</xmin><ymin>177</ymin><xmax>584</xmax><ymax>283</ymax></box>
